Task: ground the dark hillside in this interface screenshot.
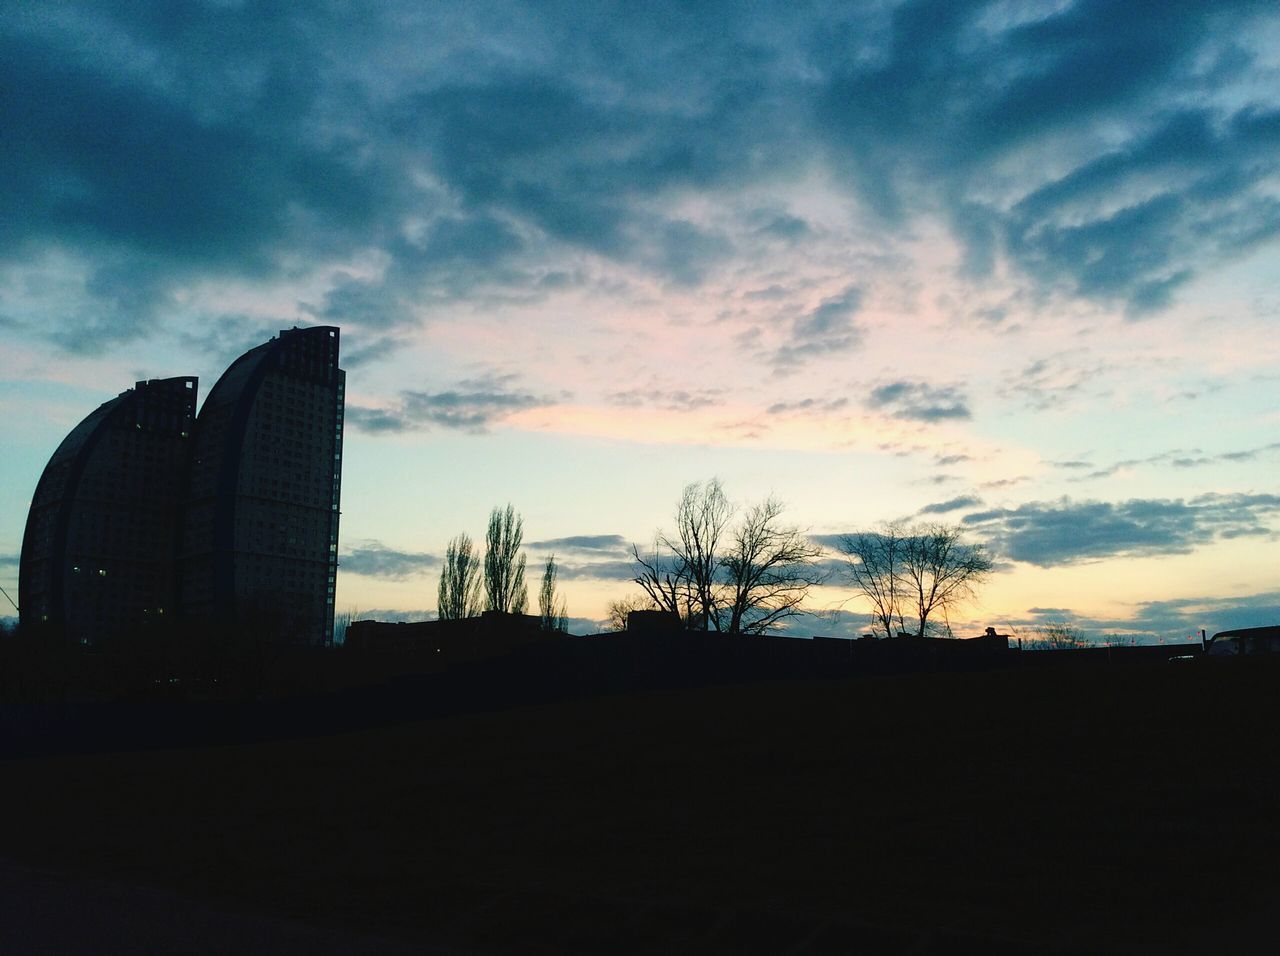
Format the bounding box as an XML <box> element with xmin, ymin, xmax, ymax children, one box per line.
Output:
<box><xmin>3</xmin><ymin>660</ymin><xmax>1278</xmax><ymax>953</ymax></box>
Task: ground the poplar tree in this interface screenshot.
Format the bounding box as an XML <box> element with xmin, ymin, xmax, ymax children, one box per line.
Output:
<box><xmin>484</xmin><ymin>504</ymin><xmax>528</xmax><ymax>614</ymax></box>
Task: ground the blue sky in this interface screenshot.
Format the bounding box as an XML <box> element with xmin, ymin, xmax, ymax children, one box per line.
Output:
<box><xmin>2</xmin><ymin>1</ymin><xmax>1278</xmax><ymax>639</ymax></box>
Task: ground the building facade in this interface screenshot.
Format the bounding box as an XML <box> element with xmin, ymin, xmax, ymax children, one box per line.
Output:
<box><xmin>182</xmin><ymin>326</ymin><xmax>345</xmax><ymax>644</ymax></box>
<box><xmin>20</xmin><ymin>326</ymin><xmax>345</xmax><ymax>647</ymax></box>
<box><xmin>19</xmin><ymin>377</ymin><xmax>198</xmax><ymax>646</ymax></box>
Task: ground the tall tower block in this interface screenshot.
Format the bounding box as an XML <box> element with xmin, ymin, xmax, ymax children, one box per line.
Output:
<box><xmin>19</xmin><ymin>377</ymin><xmax>198</xmax><ymax>645</ymax></box>
<box><xmin>182</xmin><ymin>327</ymin><xmax>345</xmax><ymax>644</ymax></box>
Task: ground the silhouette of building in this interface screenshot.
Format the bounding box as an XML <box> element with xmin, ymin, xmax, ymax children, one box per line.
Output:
<box><xmin>19</xmin><ymin>377</ymin><xmax>198</xmax><ymax>646</ymax></box>
<box><xmin>19</xmin><ymin>326</ymin><xmax>345</xmax><ymax>647</ymax></box>
<box><xmin>182</xmin><ymin>326</ymin><xmax>345</xmax><ymax>644</ymax></box>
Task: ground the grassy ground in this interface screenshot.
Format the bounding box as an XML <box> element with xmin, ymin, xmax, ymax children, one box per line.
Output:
<box><xmin>3</xmin><ymin>659</ymin><xmax>1278</xmax><ymax>952</ymax></box>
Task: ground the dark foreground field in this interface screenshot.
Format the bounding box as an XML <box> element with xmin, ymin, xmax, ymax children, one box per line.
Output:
<box><xmin>3</xmin><ymin>660</ymin><xmax>1278</xmax><ymax>953</ymax></box>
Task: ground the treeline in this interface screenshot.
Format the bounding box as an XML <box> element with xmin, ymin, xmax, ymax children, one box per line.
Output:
<box><xmin>606</xmin><ymin>479</ymin><xmax>993</xmax><ymax>639</ymax></box>
<box><xmin>436</xmin><ymin>504</ymin><xmax>568</xmax><ymax>632</ymax></box>
<box><xmin>430</xmin><ymin>482</ymin><xmax>995</xmax><ymax>639</ymax></box>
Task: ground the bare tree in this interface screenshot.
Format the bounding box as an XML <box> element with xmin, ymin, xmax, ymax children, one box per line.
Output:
<box><xmin>631</xmin><ymin>539</ymin><xmax>694</xmax><ymax>623</ymax></box>
<box><xmin>438</xmin><ymin>533</ymin><xmax>483</xmax><ymax>620</ymax></box>
<box><xmin>484</xmin><ymin>504</ymin><xmax>528</xmax><ymax>614</ymax></box>
<box><xmin>837</xmin><ymin>522</ymin><xmax>908</xmax><ymax>641</ymax></box>
<box><xmin>632</xmin><ymin>479</ymin><xmax>732</xmax><ymax>630</ymax></box>
<box><xmin>1032</xmin><ymin>620</ymin><xmax>1088</xmax><ymax>650</ymax></box>
<box><xmin>838</xmin><ymin>522</ymin><xmax>991</xmax><ymax>638</ymax></box>
<box><xmin>672</xmin><ymin>479</ymin><xmax>733</xmax><ymax>630</ymax></box>
<box><xmin>633</xmin><ymin>481</ymin><xmax>820</xmax><ymax>635</ymax></box>
<box><xmin>333</xmin><ymin>605</ymin><xmax>361</xmax><ymax>644</ymax></box>
<box><xmin>900</xmin><ymin>523</ymin><xmax>993</xmax><ymax>638</ymax></box>
<box><xmin>538</xmin><ymin>554</ymin><xmax>569</xmax><ymax>632</ymax></box>
<box><xmin>721</xmin><ymin>496</ymin><xmax>825</xmax><ymax>635</ymax></box>
<box><xmin>603</xmin><ymin>593</ymin><xmax>656</xmax><ymax>632</ymax></box>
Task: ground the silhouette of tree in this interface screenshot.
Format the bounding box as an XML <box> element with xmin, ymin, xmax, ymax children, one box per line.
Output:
<box><xmin>333</xmin><ymin>605</ymin><xmax>360</xmax><ymax>644</ymax></box>
<box><xmin>839</xmin><ymin>522</ymin><xmax>992</xmax><ymax>638</ymax></box>
<box><xmin>631</xmin><ymin>538</ymin><xmax>696</xmax><ymax>624</ymax></box>
<box><xmin>632</xmin><ymin>479</ymin><xmax>732</xmax><ymax>630</ymax></box>
<box><xmin>604</xmin><ymin>594</ymin><xmax>656</xmax><ymax>632</ymax></box>
<box><xmin>633</xmin><ymin>480</ymin><xmax>821</xmax><ymax>635</ymax></box>
<box><xmin>838</xmin><ymin>523</ymin><xmax>908</xmax><ymax>641</ymax></box>
<box><xmin>538</xmin><ymin>554</ymin><xmax>568</xmax><ymax>632</ymax></box>
<box><xmin>1032</xmin><ymin>620</ymin><xmax>1088</xmax><ymax>649</ymax></box>
<box><xmin>901</xmin><ymin>523</ymin><xmax>993</xmax><ymax>638</ymax></box>
<box><xmin>439</xmin><ymin>533</ymin><xmax>483</xmax><ymax>620</ymax></box>
<box><xmin>484</xmin><ymin>504</ymin><xmax>528</xmax><ymax>614</ymax></box>
<box><xmin>674</xmin><ymin>479</ymin><xmax>733</xmax><ymax>630</ymax></box>
<box><xmin>721</xmin><ymin>496</ymin><xmax>825</xmax><ymax>635</ymax></box>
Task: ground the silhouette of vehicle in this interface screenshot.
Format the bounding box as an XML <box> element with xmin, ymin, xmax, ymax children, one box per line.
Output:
<box><xmin>1204</xmin><ymin>625</ymin><xmax>1280</xmax><ymax>657</ymax></box>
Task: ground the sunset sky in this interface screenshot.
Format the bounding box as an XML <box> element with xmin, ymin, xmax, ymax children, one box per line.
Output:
<box><xmin>2</xmin><ymin>1</ymin><xmax>1278</xmax><ymax>640</ymax></box>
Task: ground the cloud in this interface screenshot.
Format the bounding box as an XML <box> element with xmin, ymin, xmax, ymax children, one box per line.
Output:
<box><xmin>766</xmin><ymin>397</ymin><xmax>850</xmax><ymax>416</ymax></box>
<box><xmin>527</xmin><ymin>534</ymin><xmax>630</xmax><ymax>556</ymax></box>
<box><xmin>345</xmin><ymin>608</ymin><xmax>436</xmax><ymax>624</ymax></box>
<box><xmin>770</xmin><ymin>285</ymin><xmax>864</xmax><ymax>373</ymax></box>
<box><xmin>1</xmin><ymin>1</ymin><xmax>1276</xmax><ymax>360</ymax></box>
<box><xmin>997</xmin><ymin>353</ymin><xmax>1102</xmax><ymax>413</ymax></box>
<box><xmin>340</xmin><ymin>542</ymin><xmax>439</xmax><ymax>580</ymax></box>
<box><xmin>347</xmin><ymin>376</ymin><xmax>553</xmax><ymax>434</ymax></box>
<box><xmin>608</xmin><ymin>389</ymin><xmax>724</xmax><ymax>412</ymax></box>
<box><xmin>553</xmin><ymin>559</ymin><xmax>639</xmax><ymax>583</ymax></box>
<box><xmin>996</xmin><ymin>590</ymin><xmax>1280</xmax><ymax>644</ymax></box>
<box><xmin>1073</xmin><ymin>442</ymin><xmax>1280</xmax><ymax>482</ymax></box>
<box><xmin>919</xmin><ymin>495</ymin><xmax>983</xmax><ymax>515</ymax></box>
<box><xmin>814</xmin><ymin>1</ymin><xmax>1280</xmax><ymax>311</ymax></box>
<box><xmin>964</xmin><ymin>493</ymin><xmax>1280</xmax><ymax>567</ymax></box>
<box><xmin>867</xmin><ymin>381</ymin><xmax>971</xmax><ymax>422</ymax></box>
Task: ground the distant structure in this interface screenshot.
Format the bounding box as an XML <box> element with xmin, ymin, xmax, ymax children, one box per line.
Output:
<box><xmin>19</xmin><ymin>327</ymin><xmax>345</xmax><ymax>647</ymax></box>
<box><xmin>19</xmin><ymin>377</ymin><xmax>197</xmax><ymax>646</ymax></box>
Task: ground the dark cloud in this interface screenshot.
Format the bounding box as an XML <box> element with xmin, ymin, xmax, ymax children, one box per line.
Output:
<box><xmin>999</xmin><ymin>590</ymin><xmax>1280</xmax><ymax>645</ymax></box>
<box><xmin>527</xmin><ymin>535</ymin><xmax>630</xmax><ymax>555</ymax></box>
<box><xmin>347</xmin><ymin>608</ymin><xmax>436</xmax><ymax>624</ymax></box>
<box><xmin>177</xmin><ymin>314</ymin><xmax>282</xmax><ymax>370</ymax></box>
<box><xmin>553</xmin><ymin>559</ymin><xmax>638</xmax><ymax>583</ymax></box>
<box><xmin>751</xmin><ymin>211</ymin><xmax>812</xmax><ymax>241</ymax></box>
<box><xmin>770</xmin><ymin>285</ymin><xmax>864</xmax><ymax>373</ymax></box>
<box><xmin>4</xmin><ymin>1</ymin><xmax>1278</xmax><ymax>354</ymax></box>
<box><xmin>919</xmin><ymin>495</ymin><xmax>983</xmax><ymax>515</ymax></box>
<box><xmin>807</xmin><ymin>533</ymin><xmax>848</xmax><ymax>551</ymax></box>
<box><xmin>347</xmin><ymin>376</ymin><xmax>553</xmax><ymax>434</ymax></box>
<box><xmin>340</xmin><ymin>335</ymin><xmax>402</xmax><ymax>369</ymax></box>
<box><xmin>980</xmin><ymin>476</ymin><xmax>1030</xmax><ymax>489</ymax></box>
<box><xmin>964</xmin><ymin>493</ymin><xmax>1280</xmax><ymax>567</ymax></box>
<box><xmin>867</xmin><ymin>381</ymin><xmax>971</xmax><ymax>422</ymax></box>
<box><xmin>561</xmin><ymin>616</ymin><xmax>606</xmax><ymax>637</ymax></box>
<box><xmin>1072</xmin><ymin>442</ymin><xmax>1280</xmax><ymax>482</ymax></box>
<box><xmin>814</xmin><ymin>1</ymin><xmax>1280</xmax><ymax>310</ymax></box>
<box><xmin>340</xmin><ymin>542</ymin><xmax>439</xmax><ymax>579</ymax></box>
<box><xmin>1117</xmin><ymin>591</ymin><xmax>1280</xmax><ymax>639</ymax></box>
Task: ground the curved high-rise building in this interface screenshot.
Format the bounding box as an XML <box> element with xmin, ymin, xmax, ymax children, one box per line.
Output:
<box><xmin>181</xmin><ymin>326</ymin><xmax>345</xmax><ymax>644</ymax></box>
<box><xmin>19</xmin><ymin>377</ymin><xmax>198</xmax><ymax>646</ymax></box>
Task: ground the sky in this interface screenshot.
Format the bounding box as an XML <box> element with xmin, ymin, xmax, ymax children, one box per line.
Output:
<box><xmin>2</xmin><ymin>0</ymin><xmax>1278</xmax><ymax>641</ymax></box>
